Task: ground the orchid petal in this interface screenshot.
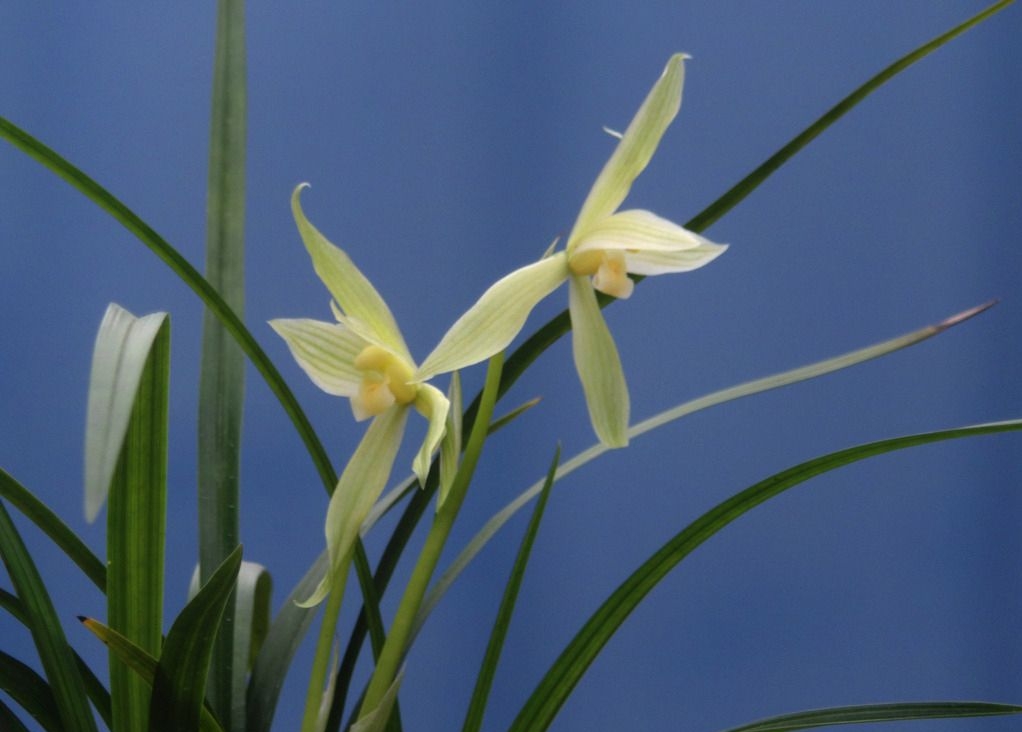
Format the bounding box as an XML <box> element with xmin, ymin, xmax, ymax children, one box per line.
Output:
<box><xmin>625</xmin><ymin>241</ymin><xmax>729</xmax><ymax>276</ymax></box>
<box><xmin>567</xmin><ymin>54</ymin><xmax>687</xmax><ymax>250</ymax></box>
<box><xmin>438</xmin><ymin>372</ymin><xmax>462</xmax><ymax>509</ymax></box>
<box><xmin>291</xmin><ymin>185</ymin><xmax>411</xmax><ymax>361</ymax></box>
<box><xmin>412</xmin><ymin>383</ymin><xmax>450</xmax><ymax>490</ymax></box>
<box><xmin>572</xmin><ymin>209</ymin><xmax>714</xmax><ymax>255</ymax></box>
<box><xmin>415</xmin><ymin>252</ymin><xmax>569</xmax><ymax>380</ymax></box>
<box><xmin>269</xmin><ymin>318</ymin><xmax>366</xmax><ymax>397</ymax></box>
<box><xmin>299</xmin><ymin>406</ymin><xmax>409</xmax><ymax>607</ymax></box>
<box><xmin>568</xmin><ymin>275</ymin><xmax>629</xmax><ymax>447</ymax></box>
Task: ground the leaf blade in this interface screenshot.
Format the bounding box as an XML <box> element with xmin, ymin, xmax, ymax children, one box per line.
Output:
<box><xmin>720</xmin><ymin>701</ymin><xmax>1022</xmax><ymax>732</ymax></box>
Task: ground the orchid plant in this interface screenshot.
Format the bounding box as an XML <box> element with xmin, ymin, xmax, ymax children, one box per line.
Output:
<box><xmin>0</xmin><ymin>3</ymin><xmax>1019</xmax><ymax>732</ymax></box>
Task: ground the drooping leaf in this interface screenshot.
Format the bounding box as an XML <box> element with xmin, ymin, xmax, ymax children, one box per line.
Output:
<box><xmin>0</xmin><ymin>502</ymin><xmax>98</xmax><ymax>731</ymax></box>
<box><xmin>508</xmin><ymin>419</ymin><xmax>1022</xmax><ymax>731</ymax></box>
<box><xmin>0</xmin><ymin>649</ymin><xmax>62</xmax><ymax>732</ymax></box>
<box><xmin>719</xmin><ymin>700</ymin><xmax>1022</xmax><ymax>732</ymax></box>
<box><xmin>149</xmin><ymin>545</ymin><xmax>242</xmax><ymax>732</ymax></box>
<box><xmin>0</xmin><ymin>697</ymin><xmax>32</xmax><ymax>732</ymax></box>
<box><xmin>423</xmin><ymin>303</ymin><xmax>996</xmax><ymax>624</ymax></box>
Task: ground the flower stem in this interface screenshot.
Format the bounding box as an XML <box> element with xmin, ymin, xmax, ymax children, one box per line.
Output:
<box><xmin>356</xmin><ymin>353</ymin><xmax>505</xmax><ymax>723</ymax></box>
<box><xmin>300</xmin><ymin>556</ymin><xmax>351</xmax><ymax>732</ymax></box>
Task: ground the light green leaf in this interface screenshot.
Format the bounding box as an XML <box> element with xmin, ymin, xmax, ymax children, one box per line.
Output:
<box><xmin>509</xmin><ymin>419</ymin><xmax>1022</xmax><ymax>732</ymax></box>
<box><xmin>720</xmin><ymin>700</ymin><xmax>1022</xmax><ymax>732</ymax></box>
<box><xmin>291</xmin><ymin>185</ymin><xmax>410</xmax><ymax>361</ymax></box>
<box><xmin>84</xmin><ymin>303</ymin><xmax>168</xmax><ymax>523</ymax></box>
<box><xmin>104</xmin><ymin>306</ymin><xmax>170</xmax><ymax>732</ymax></box>
<box><xmin>416</xmin><ymin>252</ymin><xmax>569</xmax><ymax>381</ymax></box>
<box><xmin>302</xmin><ymin>407</ymin><xmax>409</xmax><ymax>607</ymax></box>
<box><xmin>412</xmin><ymin>383</ymin><xmax>449</xmax><ymax>490</ymax></box>
<box><xmin>269</xmin><ymin>318</ymin><xmax>366</xmax><ymax>396</ymax></box>
<box><xmin>568</xmin><ymin>276</ymin><xmax>629</xmax><ymax>447</ymax></box>
<box><xmin>567</xmin><ymin>53</ymin><xmax>686</xmax><ymax>248</ymax></box>
<box><xmin>421</xmin><ymin>303</ymin><xmax>997</xmax><ymax>628</ymax></box>
<box><xmin>0</xmin><ymin>502</ymin><xmax>98</xmax><ymax>731</ymax></box>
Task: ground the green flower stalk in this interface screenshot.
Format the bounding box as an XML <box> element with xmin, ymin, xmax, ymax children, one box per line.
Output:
<box><xmin>417</xmin><ymin>53</ymin><xmax>727</xmax><ymax>447</ymax></box>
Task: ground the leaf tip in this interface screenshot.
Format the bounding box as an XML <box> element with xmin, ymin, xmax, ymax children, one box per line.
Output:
<box><xmin>937</xmin><ymin>299</ymin><xmax>998</xmax><ymax>330</ymax></box>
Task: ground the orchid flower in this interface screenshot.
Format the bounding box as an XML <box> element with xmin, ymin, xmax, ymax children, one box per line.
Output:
<box><xmin>271</xmin><ymin>185</ymin><xmax>462</xmax><ymax>604</ymax></box>
<box><xmin>416</xmin><ymin>53</ymin><xmax>727</xmax><ymax>448</ymax></box>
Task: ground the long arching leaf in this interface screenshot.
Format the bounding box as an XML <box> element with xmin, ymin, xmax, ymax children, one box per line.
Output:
<box><xmin>508</xmin><ymin>419</ymin><xmax>1022</xmax><ymax>731</ymax></box>
<box><xmin>720</xmin><ymin>701</ymin><xmax>1022</xmax><ymax>732</ymax></box>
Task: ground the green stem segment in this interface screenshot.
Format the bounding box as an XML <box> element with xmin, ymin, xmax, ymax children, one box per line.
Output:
<box><xmin>300</xmin><ymin>559</ymin><xmax>352</xmax><ymax>732</ymax></box>
<box><xmin>356</xmin><ymin>353</ymin><xmax>505</xmax><ymax>724</ymax></box>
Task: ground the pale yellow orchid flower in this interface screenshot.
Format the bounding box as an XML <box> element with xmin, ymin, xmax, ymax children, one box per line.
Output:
<box><xmin>271</xmin><ymin>185</ymin><xmax>459</xmax><ymax>604</ymax></box>
<box><xmin>416</xmin><ymin>54</ymin><xmax>727</xmax><ymax>448</ymax></box>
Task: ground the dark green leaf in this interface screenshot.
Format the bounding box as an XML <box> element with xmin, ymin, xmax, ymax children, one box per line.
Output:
<box><xmin>0</xmin><ymin>470</ymin><xmax>106</xmax><ymax>592</ymax></box>
<box><xmin>462</xmin><ymin>445</ymin><xmax>560</xmax><ymax>732</ymax></box>
<box><xmin>0</xmin><ymin>697</ymin><xmax>32</xmax><ymax>732</ymax></box>
<box><xmin>149</xmin><ymin>545</ymin><xmax>242</xmax><ymax>732</ymax></box>
<box><xmin>721</xmin><ymin>701</ymin><xmax>1022</xmax><ymax>732</ymax></box>
<box><xmin>509</xmin><ymin>419</ymin><xmax>1022</xmax><ymax>731</ymax></box>
<box><xmin>0</xmin><ymin>649</ymin><xmax>62</xmax><ymax>732</ymax></box>
<box><xmin>0</xmin><ymin>502</ymin><xmax>98</xmax><ymax>731</ymax></box>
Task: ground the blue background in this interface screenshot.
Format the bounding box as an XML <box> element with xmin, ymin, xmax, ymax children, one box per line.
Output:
<box><xmin>1</xmin><ymin>3</ymin><xmax>1020</xmax><ymax>731</ymax></box>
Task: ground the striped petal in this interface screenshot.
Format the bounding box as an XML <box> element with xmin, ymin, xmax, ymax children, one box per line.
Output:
<box><xmin>625</xmin><ymin>241</ymin><xmax>728</xmax><ymax>275</ymax></box>
<box><xmin>573</xmin><ymin>209</ymin><xmax>714</xmax><ymax>255</ymax></box>
<box><xmin>291</xmin><ymin>185</ymin><xmax>412</xmax><ymax>362</ymax></box>
<box><xmin>567</xmin><ymin>54</ymin><xmax>687</xmax><ymax>251</ymax></box>
<box><xmin>415</xmin><ymin>252</ymin><xmax>569</xmax><ymax>380</ymax></box>
<box><xmin>269</xmin><ymin>318</ymin><xmax>366</xmax><ymax>396</ymax></box>
<box><xmin>299</xmin><ymin>406</ymin><xmax>409</xmax><ymax>607</ymax></box>
<box><xmin>568</xmin><ymin>275</ymin><xmax>630</xmax><ymax>448</ymax></box>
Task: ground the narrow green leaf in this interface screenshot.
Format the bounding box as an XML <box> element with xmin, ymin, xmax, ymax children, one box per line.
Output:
<box><xmin>461</xmin><ymin>445</ymin><xmax>560</xmax><ymax>732</ymax></box>
<box><xmin>149</xmin><ymin>545</ymin><xmax>242</xmax><ymax>732</ymax></box>
<box><xmin>96</xmin><ymin>305</ymin><xmax>170</xmax><ymax>732</ymax></box>
<box><xmin>84</xmin><ymin>304</ymin><xmax>168</xmax><ymax>522</ymax></box>
<box><xmin>81</xmin><ymin>617</ymin><xmax>225</xmax><ymax>732</ymax></box>
<box><xmin>423</xmin><ymin>303</ymin><xmax>995</xmax><ymax>626</ymax></box>
<box><xmin>509</xmin><ymin>419</ymin><xmax>1022</xmax><ymax>732</ymax></box>
<box><xmin>0</xmin><ymin>502</ymin><xmax>98</xmax><ymax>731</ymax></box>
<box><xmin>3</xmin><ymin>593</ymin><xmax>112</xmax><ymax>727</ymax></box>
<box><xmin>0</xmin><ymin>649</ymin><xmax>62</xmax><ymax>732</ymax></box>
<box><xmin>0</xmin><ymin>469</ymin><xmax>106</xmax><ymax>592</ymax></box>
<box><xmin>200</xmin><ymin>2</ymin><xmax>247</xmax><ymax>727</ymax></box>
<box><xmin>721</xmin><ymin>701</ymin><xmax>1022</xmax><ymax>732</ymax></box>
<box><xmin>0</xmin><ymin>698</ymin><xmax>32</xmax><ymax>732</ymax></box>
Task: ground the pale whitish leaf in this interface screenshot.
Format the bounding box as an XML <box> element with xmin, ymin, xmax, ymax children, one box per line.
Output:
<box><xmin>568</xmin><ymin>276</ymin><xmax>629</xmax><ymax>447</ymax></box>
<box><xmin>567</xmin><ymin>54</ymin><xmax>686</xmax><ymax>248</ymax></box>
<box><xmin>84</xmin><ymin>303</ymin><xmax>168</xmax><ymax>523</ymax></box>
<box><xmin>291</xmin><ymin>185</ymin><xmax>411</xmax><ymax>361</ymax></box>
<box><xmin>416</xmin><ymin>252</ymin><xmax>568</xmax><ymax>380</ymax></box>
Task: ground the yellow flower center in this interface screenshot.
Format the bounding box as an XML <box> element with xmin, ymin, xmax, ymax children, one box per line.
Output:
<box><xmin>350</xmin><ymin>344</ymin><xmax>418</xmax><ymax>420</ymax></box>
<box><xmin>568</xmin><ymin>249</ymin><xmax>634</xmax><ymax>299</ymax></box>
